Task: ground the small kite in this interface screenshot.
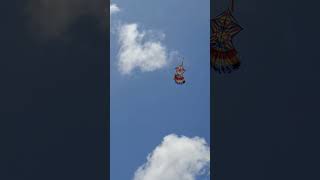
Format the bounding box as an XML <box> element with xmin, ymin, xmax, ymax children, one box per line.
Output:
<box><xmin>211</xmin><ymin>0</ymin><xmax>243</xmax><ymax>74</ymax></box>
<box><xmin>174</xmin><ymin>62</ymin><xmax>186</xmax><ymax>85</ymax></box>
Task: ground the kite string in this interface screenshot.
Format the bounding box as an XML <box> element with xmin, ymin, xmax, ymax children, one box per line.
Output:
<box><xmin>230</xmin><ymin>0</ymin><xmax>235</xmax><ymax>12</ymax></box>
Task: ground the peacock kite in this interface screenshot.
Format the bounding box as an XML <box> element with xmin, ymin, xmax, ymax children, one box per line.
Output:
<box><xmin>211</xmin><ymin>0</ymin><xmax>243</xmax><ymax>74</ymax></box>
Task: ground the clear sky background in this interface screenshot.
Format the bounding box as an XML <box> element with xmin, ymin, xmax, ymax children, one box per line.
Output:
<box><xmin>111</xmin><ymin>0</ymin><xmax>210</xmax><ymax>179</ymax></box>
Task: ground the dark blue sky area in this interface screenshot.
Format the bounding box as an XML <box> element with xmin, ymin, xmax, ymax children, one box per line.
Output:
<box><xmin>0</xmin><ymin>1</ymin><xmax>107</xmax><ymax>180</ymax></box>
<box><xmin>212</xmin><ymin>0</ymin><xmax>320</xmax><ymax>179</ymax></box>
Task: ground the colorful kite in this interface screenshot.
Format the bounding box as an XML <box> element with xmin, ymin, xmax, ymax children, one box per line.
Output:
<box><xmin>174</xmin><ymin>62</ymin><xmax>186</xmax><ymax>85</ymax></box>
<box><xmin>211</xmin><ymin>0</ymin><xmax>243</xmax><ymax>74</ymax></box>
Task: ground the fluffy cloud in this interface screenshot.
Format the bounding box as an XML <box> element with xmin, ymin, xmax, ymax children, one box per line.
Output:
<box><xmin>117</xmin><ymin>23</ymin><xmax>168</xmax><ymax>75</ymax></box>
<box><xmin>26</xmin><ymin>0</ymin><xmax>105</xmax><ymax>38</ymax></box>
<box><xmin>133</xmin><ymin>134</ymin><xmax>210</xmax><ymax>180</ymax></box>
<box><xmin>110</xmin><ymin>4</ymin><xmax>120</xmax><ymax>15</ymax></box>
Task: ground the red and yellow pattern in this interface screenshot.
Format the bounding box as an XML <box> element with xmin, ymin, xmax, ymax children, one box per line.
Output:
<box><xmin>211</xmin><ymin>9</ymin><xmax>242</xmax><ymax>73</ymax></box>
<box><xmin>174</xmin><ymin>64</ymin><xmax>186</xmax><ymax>85</ymax></box>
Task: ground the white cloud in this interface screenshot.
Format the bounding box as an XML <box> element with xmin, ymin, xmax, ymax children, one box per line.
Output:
<box><xmin>117</xmin><ymin>23</ymin><xmax>168</xmax><ymax>75</ymax></box>
<box><xmin>133</xmin><ymin>134</ymin><xmax>210</xmax><ymax>180</ymax></box>
<box><xmin>110</xmin><ymin>3</ymin><xmax>120</xmax><ymax>15</ymax></box>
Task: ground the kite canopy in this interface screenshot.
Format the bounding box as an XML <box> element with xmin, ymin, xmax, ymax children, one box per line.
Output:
<box><xmin>211</xmin><ymin>9</ymin><xmax>243</xmax><ymax>74</ymax></box>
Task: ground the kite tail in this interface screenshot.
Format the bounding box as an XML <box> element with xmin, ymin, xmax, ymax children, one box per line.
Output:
<box><xmin>211</xmin><ymin>48</ymin><xmax>240</xmax><ymax>74</ymax></box>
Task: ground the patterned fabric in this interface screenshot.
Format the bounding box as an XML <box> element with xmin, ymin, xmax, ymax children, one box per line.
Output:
<box><xmin>174</xmin><ymin>64</ymin><xmax>186</xmax><ymax>84</ymax></box>
<box><xmin>211</xmin><ymin>9</ymin><xmax>242</xmax><ymax>73</ymax></box>
<box><xmin>174</xmin><ymin>74</ymin><xmax>185</xmax><ymax>84</ymax></box>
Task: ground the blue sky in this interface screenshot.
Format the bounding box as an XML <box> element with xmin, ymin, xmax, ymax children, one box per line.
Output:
<box><xmin>110</xmin><ymin>1</ymin><xmax>210</xmax><ymax>179</ymax></box>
